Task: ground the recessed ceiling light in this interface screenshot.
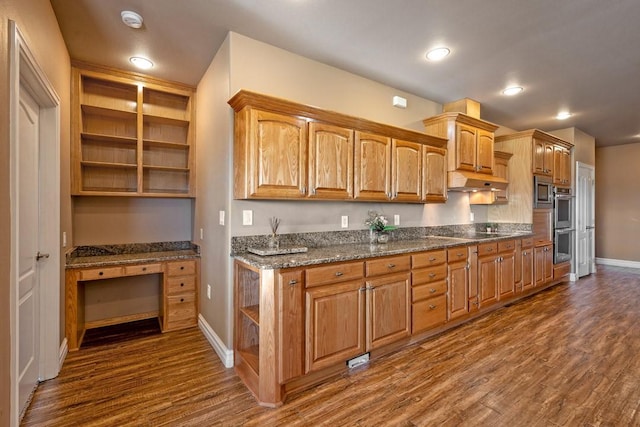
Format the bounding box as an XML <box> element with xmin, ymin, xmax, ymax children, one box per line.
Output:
<box><xmin>556</xmin><ymin>111</ymin><xmax>572</xmax><ymax>120</ymax></box>
<box><xmin>502</xmin><ymin>86</ymin><xmax>523</xmax><ymax>96</ymax></box>
<box><xmin>426</xmin><ymin>47</ymin><xmax>450</xmax><ymax>61</ymax></box>
<box><xmin>130</xmin><ymin>56</ymin><xmax>153</xmax><ymax>70</ymax></box>
<box><xmin>121</xmin><ymin>11</ymin><xmax>143</xmax><ymax>29</ymax></box>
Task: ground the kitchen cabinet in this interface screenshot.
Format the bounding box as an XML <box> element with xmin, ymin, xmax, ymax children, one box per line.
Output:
<box><xmin>353</xmin><ymin>132</ymin><xmax>392</xmax><ymax>201</ymax></box>
<box><xmin>71</xmin><ymin>64</ymin><xmax>196</xmax><ymax>197</ymax></box>
<box><xmin>533</xmin><ymin>138</ymin><xmax>555</xmax><ymax>177</ymax></box>
<box><xmin>229</xmin><ymin>90</ymin><xmax>447</xmax><ymax>203</ymax></box>
<box><xmin>553</xmin><ymin>145</ymin><xmax>571</xmax><ymax>187</ymax></box>
<box><xmin>521</xmin><ymin>238</ymin><xmax>535</xmax><ymax>291</ymax></box>
<box><xmin>423</xmin><ymin>146</ymin><xmax>448</xmax><ymax>202</ymax></box>
<box><xmin>163</xmin><ymin>260</ymin><xmax>199</xmax><ymax>331</ymax></box>
<box><xmin>423</xmin><ymin>112</ymin><xmax>499</xmax><ymax>175</ymax></box>
<box><xmin>497</xmin><ymin>240</ymin><xmax>516</xmax><ymax>299</ymax></box>
<box><xmin>534</xmin><ymin>244</ymin><xmax>554</xmax><ymax>287</ymax></box>
<box><xmin>411</xmin><ymin>250</ymin><xmax>447</xmax><ymax>333</ymax></box>
<box><xmin>447</xmin><ymin>246</ymin><xmax>470</xmax><ymax>320</ymax></box>
<box><xmin>308</xmin><ymin>122</ymin><xmax>354</xmax><ymax>199</ymax></box>
<box><xmin>477</xmin><ymin>243</ymin><xmax>499</xmax><ymax>308</ymax></box>
<box><xmin>469</xmin><ymin>151</ymin><xmax>512</xmax><ymax>205</ymax></box>
<box><xmin>278</xmin><ymin>270</ymin><xmax>305</xmax><ymax>383</ymax></box>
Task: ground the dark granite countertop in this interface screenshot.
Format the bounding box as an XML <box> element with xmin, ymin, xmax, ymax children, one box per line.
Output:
<box><xmin>233</xmin><ymin>232</ymin><xmax>533</xmax><ymax>270</ymax></box>
<box><xmin>66</xmin><ymin>241</ymin><xmax>200</xmax><ymax>269</ymax></box>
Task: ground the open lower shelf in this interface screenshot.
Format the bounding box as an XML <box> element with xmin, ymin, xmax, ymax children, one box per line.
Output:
<box><xmin>81</xmin><ymin>161</ymin><xmax>137</xmax><ymax>169</ymax></box>
<box><xmin>238</xmin><ymin>345</ymin><xmax>260</xmax><ymax>374</ymax></box>
<box><xmin>240</xmin><ymin>305</ymin><xmax>260</xmax><ymax>325</ymax></box>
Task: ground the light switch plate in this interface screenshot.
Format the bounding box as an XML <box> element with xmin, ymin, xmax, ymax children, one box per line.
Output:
<box><xmin>219</xmin><ymin>210</ymin><xmax>225</xmax><ymax>226</ymax></box>
<box><xmin>242</xmin><ymin>210</ymin><xmax>253</xmax><ymax>226</ymax></box>
<box><xmin>341</xmin><ymin>215</ymin><xmax>349</xmax><ymax>228</ymax></box>
<box><xmin>200</xmin><ymin>228</ymin><xmax>204</xmax><ymax>240</ymax></box>
<box><xmin>394</xmin><ymin>214</ymin><xmax>400</xmax><ymax>226</ymax></box>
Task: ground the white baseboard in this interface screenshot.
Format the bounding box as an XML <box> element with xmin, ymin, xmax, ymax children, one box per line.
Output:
<box><xmin>569</xmin><ymin>273</ymin><xmax>578</xmax><ymax>282</ymax></box>
<box><xmin>596</xmin><ymin>257</ymin><xmax>640</xmax><ymax>269</ymax></box>
<box><xmin>198</xmin><ymin>314</ymin><xmax>234</xmax><ymax>368</ymax></box>
<box><xmin>58</xmin><ymin>337</ymin><xmax>68</xmax><ymax>370</ymax></box>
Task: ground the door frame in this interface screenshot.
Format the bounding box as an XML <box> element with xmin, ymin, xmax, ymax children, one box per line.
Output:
<box><xmin>9</xmin><ymin>21</ymin><xmax>61</xmax><ymax>424</ymax></box>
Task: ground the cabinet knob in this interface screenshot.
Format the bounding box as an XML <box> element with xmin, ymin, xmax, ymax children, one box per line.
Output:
<box><xmin>429</xmin><ymin>273</ymin><xmax>436</xmax><ymax>278</ymax></box>
<box><xmin>429</xmin><ymin>257</ymin><xmax>437</xmax><ymax>261</ymax></box>
<box><xmin>180</xmin><ymin>266</ymin><xmax>185</xmax><ymax>270</ymax></box>
<box><xmin>429</xmin><ymin>304</ymin><xmax>436</xmax><ymax>310</ymax></box>
<box><xmin>142</xmin><ymin>267</ymin><xmax>147</xmax><ymax>271</ymax></box>
<box><xmin>180</xmin><ymin>298</ymin><xmax>184</xmax><ymax>303</ymax></box>
<box><xmin>335</xmin><ymin>271</ymin><xmax>343</xmax><ymax>277</ymax></box>
<box><xmin>180</xmin><ymin>283</ymin><xmax>184</xmax><ymax>287</ymax></box>
<box><xmin>99</xmin><ymin>271</ymin><xmax>104</xmax><ymax>276</ymax></box>
<box><xmin>429</xmin><ymin>288</ymin><xmax>437</xmax><ymax>293</ymax></box>
<box><xmin>456</xmin><ymin>253</ymin><xmax>464</xmax><ymax>258</ymax></box>
<box><xmin>387</xmin><ymin>263</ymin><xmax>396</xmax><ymax>269</ymax></box>
<box><xmin>288</xmin><ymin>279</ymin><xmax>298</xmax><ymax>286</ymax></box>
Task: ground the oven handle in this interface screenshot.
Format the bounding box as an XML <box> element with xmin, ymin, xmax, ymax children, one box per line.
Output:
<box><xmin>555</xmin><ymin>228</ymin><xmax>575</xmax><ymax>234</ymax></box>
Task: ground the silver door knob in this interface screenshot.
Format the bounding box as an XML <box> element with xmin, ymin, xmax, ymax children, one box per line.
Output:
<box><xmin>36</xmin><ymin>251</ymin><xmax>50</xmax><ymax>261</ymax></box>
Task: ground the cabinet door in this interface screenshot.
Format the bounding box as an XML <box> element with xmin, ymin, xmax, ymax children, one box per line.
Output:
<box><xmin>544</xmin><ymin>245</ymin><xmax>554</xmax><ymax>283</ymax></box>
<box><xmin>305</xmin><ymin>280</ymin><xmax>365</xmax><ymax>373</ymax></box>
<box><xmin>534</xmin><ymin>246</ymin><xmax>545</xmax><ymax>287</ymax></box>
<box><xmin>498</xmin><ymin>251</ymin><xmax>516</xmax><ymax>299</ymax></box>
<box><xmin>308</xmin><ymin>122</ymin><xmax>353</xmax><ymax>199</ymax></box>
<box><xmin>448</xmin><ymin>260</ymin><xmax>469</xmax><ymax>320</ymax></box>
<box><xmin>476</xmin><ymin>129</ymin><xmax>494</xmax><ymax>174</ymax></box>
<box><xmin>455</xmin><ymin>124</ymin><xmax>477</xmax><ymax>172</ymax></box>
<box><xmin>249</xmin><ymin>109</ymin><xmax>307</xmax><ymax>198</ymax></box>
<box><xmin>553</xmin><ymin>146</ymin><xmax>571</xmax><ymax>187</ymax></box>
<box><xmin>543</xmin><ymin>143</ymin><xmax>555</xmax><ymax>176</ymax></box>
<box><xmin>423</xmin><ymin>146</ymin><xmax>447</xmax><ymax>202</ymax></box>
<box><xmin>354</xmin><ymin>132</ymin><xmax>391</xmax><ymax>201</ymax></box>
<box><xmin>522</xmin><ymin>247</ymin><xmax>534</xmax><ymax>290</ymax></box>
<box><xmin>468</xmin><ymin>246</ymin><xmax>479</xmax><ymax>312</ymax></box>
<box><xmin>493</xmin><ymin>156</ymin><xmax>509</xmax><ymax>203</ymax></box>
<box><xmin>533</xmin><ymin>139</ymin><xmax>553</xmax><ymax>176</ymax></box>
<box><xmin>278</xmin><ymin>270</ymin><xmax>304</xmax><ymax>383</ymax></box>
<box><xmin>562</xmin><ymin>148</ymin><xmax>571</xmax><ymax>186</ymax></box>
<box><xmin>366</xmin><ymin>273</ymin><xmax>411</xmax><ymax>350</ymax></box>
<box><xmin>478</xmin><ymin>255</ymin><xmax>498</xmax><ymax>307</ymax></box>
<box><xmin>391</xmin><ymin>139</ymin><xmax>422</xmax><ymax>202</ymax></box>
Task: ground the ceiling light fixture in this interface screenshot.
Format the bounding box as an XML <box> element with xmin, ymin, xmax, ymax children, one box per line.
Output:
<box><xmin>502</xmin><ymin>86</ymin><xmax>523</xmax><ymax>96</ymax></box>
<box><xmin>130</xmin><ymin>56</ymin><xmax>153</xmax><ymax>70</ymax></box>
<box><xmin>121</xmin><ymin>10</ymin><xmax>144</xmax><ymax>29</ymax></box>
<box><xmin>556</xmin><ymin>111</ymin><xmax>572</xmax><ymax>120</ymax></box>
<box><xmin>426</xmin><ymin>47</ymin><xmax>450</xmax><ymax>61</ymax></box>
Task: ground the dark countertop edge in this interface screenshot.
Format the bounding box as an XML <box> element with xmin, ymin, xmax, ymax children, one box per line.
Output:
<box><xmin>233</xmin><ymin>233</ymin><xmax>534</xmax><ymax>270</ymax></box>
<box><xmin>66</xmin><ymin>250</ymin><xmax>200</xmax><ymax>269</ymax></box>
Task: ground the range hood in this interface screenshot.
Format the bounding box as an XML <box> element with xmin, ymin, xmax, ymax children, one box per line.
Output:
<box><xmin>448</xmin><ymin>170</ymin><xmax>508</xmax><ymax>192</ymax></box>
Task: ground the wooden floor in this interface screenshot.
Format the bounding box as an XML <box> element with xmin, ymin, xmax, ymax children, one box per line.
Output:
<box><xmin>22</xmin><ymin>265</ymin><xmax>640</xmax><ymax>426</ymax></box>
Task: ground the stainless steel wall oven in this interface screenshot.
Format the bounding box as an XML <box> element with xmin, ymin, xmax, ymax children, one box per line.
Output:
<box><xmin>553</xmin><ymin>186</ymin><xmax>574</xmax><ymax>263</ymax></box>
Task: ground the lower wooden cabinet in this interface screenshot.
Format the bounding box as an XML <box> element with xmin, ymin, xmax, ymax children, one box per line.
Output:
<box><xmin>447</xmin><ymin>246</ymin><xmax>470</xmax><ymax>320</ymax></box>
<box><xmin>534</xmin><ymin>244</ymin><xmax>554</xmax><ymax>287</ymax></box>
<box><xmin>478</xmin><ymin>243</ymin><xmax>499</xmax><ymax>308</ymax></box>
<box><xmin>366</xmin><ymin>273</ymin><xmax>411</xmax><ymax>348</ymax></box>
<box><xmin>412</xmin><ymin>250</ymin><xmax>447</xmax><ymax>333</ymax></box>
<box><xmin>278</xmin><ymin>270</ymin><xmax>304</xmax><ymax>383</ymax></box>
<box><xmin>521</xmin><ymin>238</ymin><xmax>535</xmax><ymax>291</ymax></box>
<box><xmin>163</xmin><ymin>260</ymin><xmax>199</xmax><ymax>331</ymax></box>
<box><xmin>497</xmin><ymin>240</ymin><xmax>516</xmax><ymax>299</ymax></box>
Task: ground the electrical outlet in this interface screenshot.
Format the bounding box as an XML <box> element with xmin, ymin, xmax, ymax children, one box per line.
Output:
<box><xmin>199</xmin><ymin>228</ymin><xmax>204</xmax><ymax>240</ymax></box>
<box><xmin>341</xmin><ymin>215</ymin><xmax>349</xmax><ymax>228</ymax></box>
<box><xmin>394</xmin><ymin>214</ymin><xmax>400</xmax><ymax>226</ymax></box>
<box><xmin>242</xmin><ymin>210</ymin><xmax>253</xmax><ymax>226</ymax></box>
<box><xmin>207</xmin><ymin>284</ymin><xmax>211</xmax><ymax>300</ymax></box>
<box><xmin>219</xmin><ymin>210</ymin><xmax>225</xmax><ymax>226</ymax></box>
<box><xmin>469</xmin><ymin>212</ymin><xmax>475</xmax><ymax>222</ymax></box>
<box><xmin>62</xmin><ymin>231</ymin><xmax>67</xmax><ymax>248</ymax></box>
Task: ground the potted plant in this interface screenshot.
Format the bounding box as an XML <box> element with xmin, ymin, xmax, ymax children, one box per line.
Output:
<box><xmin>365</xmin><ymin>210</ymin><xmax>396</xmax><ymax>243</ymax></box>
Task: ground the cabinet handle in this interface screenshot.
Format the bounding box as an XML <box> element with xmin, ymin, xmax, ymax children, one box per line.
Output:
<box><xmin>180</xmin><ymin>266</ymin><xmax>185</xmax><ymax>270</ymax></box>
<box><xmin>180</xmin><ymin>283</ymin><xmax>184</xmax><ymax>287</ymax></box>
<box><xmin>300</xmin><ymin>186</ymin><xmax>306</xmax><ymax>195</ymax></box>
<box><xmin>99</xmin><ymin>271</ymin><xmax>104</xmax><ymax>276</ymax></box>
<box><xmin>429</xmin><ymin>288</ymin><xmax>437</xmax><ymax>293</ymax></box>
<box><xmin>429</xmin><ymin>273</ymin><xmax>436</xmax><ymax>278</ymax></box>
<box><xmin>180</xmin><ymin>298</ymin><xmax>184</xmax><ymax>302</ymax></box>
<box><xmin>365</xmin><ymin>286</ymin><xmax>376</xmax><ymax>291</ymax></box>
<box><xmin>429</xmin><ymin>304</ymin><xmax>436</xmax><ymax>310</ymax></box>
<box><xmin>359</xmin><ymin>287</ymin><xmax>367</xmax><ymax>292</ymax></box>
<box><xmin>288</xmin><ymin>279</ymin><xmax>298</xmax><ymax>286</ymax></box>
<box><xmin>523</xmin><ymin>251</ymin><xmax>528</xmax><ymax>256</ymax></box>
<box><xmin>142</xmin><ymin>267</ymin><xmax>147</xmax><ymax>271</ymax></box>
<box><xmin>388</xmin><ymin>263</ymin><xmax>396</xmax><ymax>269</ymax></box>
<box><xmin>311</xmin><ymin>188</ymin><xmax>316</xmax><ymax>195</ymax></box>
<box><xmin>486</xmin><ymin>248</ymin><xmax>494</xmax><ymax>252</ymax></box>
<box><xmin>335</xmin><ymin>271</ymin><xmax>343</xmax><ymax>277</ymax></box>
<box><xmin>456</xmin><ymin>253</ymin><xmax>464</xmax><ymax>258</ymax></box>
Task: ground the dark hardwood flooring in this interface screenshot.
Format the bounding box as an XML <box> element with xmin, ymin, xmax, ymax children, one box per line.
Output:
<box><xmin>22</xmin><ymin>265</ymin><xmax>640</xmax><ymax>426</ymax></box>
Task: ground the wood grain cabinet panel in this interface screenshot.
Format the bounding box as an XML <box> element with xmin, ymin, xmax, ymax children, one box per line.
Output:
<box><xmin>448</xmin><ymin>256</ymin><xmax>469</xmax><ymax>320</ymax></box>
<box><xmin>307</xmin><ymin>122</ymin><xmax>353</xmax><ymax>199</ymax></box>
<box><xmin>366</xmin><ymin>273</ymin><xmax>411</xmax><ymax>349</ymax></box>
<box><xmin>423</xmin><ymin>146</ymin><xmax>447</xmax><ymax>202</ymax></box>
<box><xmin>391</xmin><ymin>139</ymin><xmax>422</xmax><ymax>202</ymax></box>
<box><xmin>163</xmin><ymin>260</ymin><xmax>199</xmax><ymax>331</ymax></box>
<box><xmin>553</xmin><ymin>145</ymin><xmax>571</xmax><ymax>187</ymax></box>
<box><xmin>354</xmin><ymin>131</ymin><xmax>392</xmax><ymax>201</ymax></box>
<box><xmin>278</xmin><ymin>270</ymin><xmax>305</xmax><ymax>383</ymax></box>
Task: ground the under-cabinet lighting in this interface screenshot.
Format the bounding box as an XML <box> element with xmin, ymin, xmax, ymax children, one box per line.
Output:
<box><xmin>130</xmin><ymin>56</ymin><xmax>153</xmax><ymax>70</ymax></box>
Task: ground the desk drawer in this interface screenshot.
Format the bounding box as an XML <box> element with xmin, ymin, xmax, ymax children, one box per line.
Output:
<box><xmin>79</xmin><ymin>266</ymin><xmax>123</xmax><ymax>281</ymax></box>
<box><xmin>166</xmin><ymin>260</ymin><xmax>197</xmax><ymax>277</ymax></box>
<box><xmin>124</xmin><ymin>263</ymin><xmax>162</xmax><ymax>276</ymax></box>
<box><xmin>166</xmin><ymin>276</ymin><xmax>196</xmax><ymax>295</ymax></box>
<box><xmin>166</xmin><ymin>293</ymin><xmax>197</xmax><ymax>328</ymax></box>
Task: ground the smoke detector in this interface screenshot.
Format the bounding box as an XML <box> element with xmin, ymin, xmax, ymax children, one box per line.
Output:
<box><xmin>121</xmin><ymin>10</ymin><xmax>143</xmax><ymax>29</ymax></box>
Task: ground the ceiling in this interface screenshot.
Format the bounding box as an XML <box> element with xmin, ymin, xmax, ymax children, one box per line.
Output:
<box><xmin>50</xmin><ymin>0</ymin><xmax>640</xmax><ymax>147</ymax></box>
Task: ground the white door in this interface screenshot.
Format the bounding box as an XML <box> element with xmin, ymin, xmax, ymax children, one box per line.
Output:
<box><xmin>17</xmin><ymin>85</ymin><xmax>42</xmax><ymax>412</ymax></box>
<box><xmin>576</xmin><ymin>162</ymin><xmax>595</xmax><ymax>277</ymax></box>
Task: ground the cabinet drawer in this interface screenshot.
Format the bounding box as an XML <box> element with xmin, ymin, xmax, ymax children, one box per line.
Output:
<box><xmin>166</xmin><ymin>293</ymin><xmax>197</xmax><ymax>320</ymax></box>
<box><xmin>498</xmin><ymin>240</ymin><xmax>516</xmax><ymax>253</ymax></box>
<box><xmin>365</xmin><ymin>255</ymin><xmax>411</xmax><ymax>277</ymax></box>
<box><xmin>447</xmin><ymin>246</ymin><xmax>468</xmax><ymax>263</ymax></box>
<box><xmin>521</xmin><ymin>237</ymin><xmax>534</xmax><ymax>249</ymax></box>
<box><xmin>166</xmin><ymin>260</ymin><xmax>197</xmax><ymax>277</ymax></box>
<box><xmin>412</xmin><ymin>294</ymin><xmax>447</xmax><ymax>334</ymax></box>
<box><xmin>412</xmin><ymin>265</ymin><xmax>447</xmax><ymax>286</ymax></box>
<box><xmin>166</xmin><ymin>276</ymin><xmax>196</xmax><ymax>295</ymax></box>
<box><xmin>478</xmin><ymin>243</ymin><xmax>498</xmax><ymax>256</ymax></box>
<box><xmin>412</xmin><ymin>281</ymin><xmax>446</xmax><ymax>302</ymax></box>
<box><xmin>124</xmin><ymin>263</ymin><xmax>162</xmax><ymax>276</ymax></box>
<box><xmin>412</xmin><ymin>250</ymin><xmax>446</xmax><ymax>269</ymax></box>
<box><xmin>305</xmin><ymin>261</ymin><xmax>363</xmax><ymax>287</ymax></box>
<box><xmin>79</xmin><ymin>266</ymin><xmax>123</xmax><ymax>281</ymax></box>
<box><xmin>553</xmin><ymin>262</ymin><xmax>571</xmax><ymax>280</ymax></box>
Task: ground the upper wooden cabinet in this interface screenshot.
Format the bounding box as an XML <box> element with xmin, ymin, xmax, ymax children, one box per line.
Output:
<box><xmin>553</xmin><ymin>145</ymin><xmax>571</xmax><ymax>188</ymax></box>
<box><xmin>71</xmin><ymin>63</ymin><xmax>195</xmax><ymax>197</ymax></box>
<box><xmin>229</xmin><ymin>90</ymin><xmax>448</xmax><ymax>203</ymax></box>
<box><xmin>423</xmin><ymin>113</ymin><xmax>499</xmax><ymax>175</ymax></box>
<box><xmin>468</xmin><ymin>151</ymin><xmax>512</xmax><ymax>205</ymax></box>
<box><xmin>533</xmin><ymin>138</ymin><xmax>555</xmax><ymax>176</ymax></box>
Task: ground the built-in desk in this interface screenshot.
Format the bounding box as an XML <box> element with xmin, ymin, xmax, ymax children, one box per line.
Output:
<box><xmin>65</xmin><ymin>242</ymin><xmax>200</xmax><ymax>351</ymax></box>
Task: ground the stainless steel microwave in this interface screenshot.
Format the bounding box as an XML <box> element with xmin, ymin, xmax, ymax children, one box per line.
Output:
<box><xmin>533</xmin><ymin>175</ymin><xmax>553</xmax><ymax>208</ymax></box>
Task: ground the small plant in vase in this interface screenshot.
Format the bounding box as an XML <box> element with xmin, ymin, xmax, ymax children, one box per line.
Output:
<box><xmin>365</xmin><ymin>210</ymin><xmax>396</xmax><ymax>243</ymax></box>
